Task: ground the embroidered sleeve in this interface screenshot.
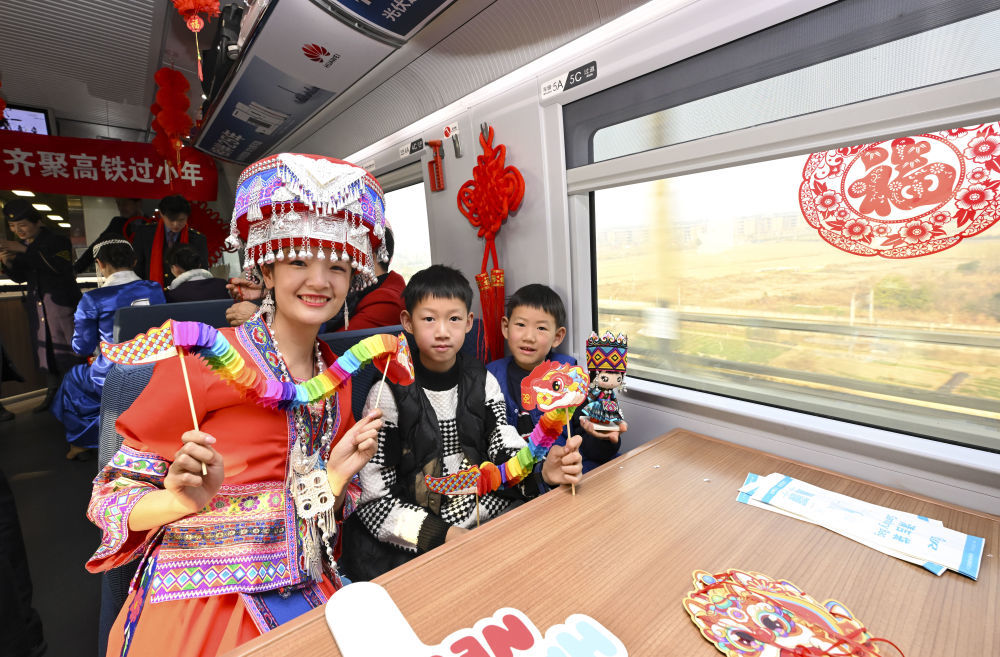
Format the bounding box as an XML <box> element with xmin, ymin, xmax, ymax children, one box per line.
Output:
<box><xmin>356</xmin><ymin>385</ymin><xmax>431</xmax><ymax>553</ymax></box>
<box><xmin>85</xmin><ymin>443</ymin><xmax>169</xmax><ymax>573</ymax></box>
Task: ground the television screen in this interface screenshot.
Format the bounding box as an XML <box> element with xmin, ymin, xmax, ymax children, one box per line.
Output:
<box><xmin>1</xmin><ymin>104</ymin><xmax>52</xmax><ymax>135</ymax></box>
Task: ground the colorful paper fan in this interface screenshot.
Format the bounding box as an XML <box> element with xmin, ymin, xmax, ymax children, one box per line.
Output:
<box><xmin>101</xmin><ymin>321</ymin><xmax>414</xmax><ymax>410</ymax></box>
<box><xmin>683</xmin><ymin>569</ymin><xmax>902</xmax><ymax>657</ymax></box>
<box><xmin>425</xmin><ymin>465</ymin><xmax>480</xmax><ymax>496</ymax></box>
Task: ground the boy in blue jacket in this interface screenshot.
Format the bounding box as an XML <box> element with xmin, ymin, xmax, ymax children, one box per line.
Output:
<box><xmin>487</xmin><ymin>284</ymin><xmax>623</xmax><ymax>473</ymax></box>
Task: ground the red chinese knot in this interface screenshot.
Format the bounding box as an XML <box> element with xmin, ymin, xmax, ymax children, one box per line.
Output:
<box><xmin>456</xmin><ymin>126</ymin><xmax>525</xmax><ymax>361</ymax></box>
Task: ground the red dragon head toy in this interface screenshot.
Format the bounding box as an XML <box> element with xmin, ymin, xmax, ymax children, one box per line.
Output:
<box><xmin>521</xmin><ymin>361</ymin><xmax>589</xmax><ymax>414</ymax></box>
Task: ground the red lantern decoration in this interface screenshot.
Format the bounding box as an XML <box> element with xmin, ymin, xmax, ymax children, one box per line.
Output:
<box><xmin>171</xmin><ymin>0</ymin><xmax>220</xmax><ymax>81</ymax></box>
<box><xmin>150</xmin><ymin>67</ymin><xmax>193</xmax><ymax>169</ymax></box>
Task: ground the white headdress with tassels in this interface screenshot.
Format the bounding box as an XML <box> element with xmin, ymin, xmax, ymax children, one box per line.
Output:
<box><xmin>227</xmin><ymin>153</ymin><xmax>387</xmax><ymax>290</ymax></box>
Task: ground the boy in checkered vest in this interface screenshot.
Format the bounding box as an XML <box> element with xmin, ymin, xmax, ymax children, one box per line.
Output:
<box><xmin>343</xmin><ymin>266</ymin><xmax>582</xmax><ymax>581</ymax></box>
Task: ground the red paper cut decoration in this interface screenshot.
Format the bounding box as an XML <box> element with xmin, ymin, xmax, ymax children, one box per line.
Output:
<box><xmin>152</xmin><ymin>68</ymin><xmax>193</xmax><ymax>168</ymax></box>
<box><xmin>800</xmin><ymin>123</ymin><xmax>1000</xmax><ymax>258</ymax></box>
<box><xmin>457</xmin><ymin>125</ymin><xmax>525</xmax><ymax>362</ymax></box>
<box><xmin>171</xmin><ymin>0</ymin><xmax>221</xmax><ymax>81</ymax></box>
<box><xmin>186</xmin><ymin>201</ymin><xmax>229</xmax><ymax>267</ymax></box>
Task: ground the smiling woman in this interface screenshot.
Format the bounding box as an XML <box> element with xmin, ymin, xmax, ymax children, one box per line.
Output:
<box><xmin>84</xmin><ymin>154</ymin><xmax>389</xmax><ymax>657</ymax></box>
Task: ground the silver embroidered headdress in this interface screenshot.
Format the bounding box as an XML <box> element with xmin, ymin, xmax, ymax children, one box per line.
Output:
<box><xmin>226</xmin><ymin>153</ymin><xmax>387</xmax><ymax>290</ymax></box>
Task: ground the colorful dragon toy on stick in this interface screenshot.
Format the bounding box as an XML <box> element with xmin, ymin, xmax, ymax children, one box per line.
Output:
<box><xmin>425</xmin><ymin>361</ymin><xmax>588</xmax><ymax>513</ymax></box>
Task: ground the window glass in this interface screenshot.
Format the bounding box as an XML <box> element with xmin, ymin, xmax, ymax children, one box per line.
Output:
<box><xmin>591</xmin><ymin>10</ymin><xmax>1000</xmax><ymax>164</ymax></box>
<box><xmin>593</xmin><ymin>123</ymin><xmax>1000</xmax><ymax>451</ymax></box>
<box><xmin>383</xmin><ymin>182</ymin><xmax>432</xmax><ymax>283</ymax></box>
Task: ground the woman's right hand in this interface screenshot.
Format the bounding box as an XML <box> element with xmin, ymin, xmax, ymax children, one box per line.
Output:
<box><xmin>227</xmin><ymin>277</ymin><xmax>264</xmax><ymax>302</ymax></box>
<box><xmin>164</xmin><ymin>431</ymin><xmax>225</xmax><ymax>514</ymax></box>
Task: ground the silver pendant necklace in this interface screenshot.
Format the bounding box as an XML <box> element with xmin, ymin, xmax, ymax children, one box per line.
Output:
<box><xmin>271</xmin><ymin>324</ymin><xmax>339</xmax><ymax>581</ymax></box>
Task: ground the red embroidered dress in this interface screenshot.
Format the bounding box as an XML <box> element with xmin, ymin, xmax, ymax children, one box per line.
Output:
<box><xmin>86</xmin><ymin>316</ymin><xmax>358</xmax><ymax>657</ymax></box>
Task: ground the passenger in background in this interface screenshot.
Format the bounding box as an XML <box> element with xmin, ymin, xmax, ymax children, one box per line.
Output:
<box><xmin>342</xmin><ymin>266</ymin><xmax>583</xmax><ymax>581</ymax></box>
<box><xmin>133</xmin><ymin>195</ymin><xmax>209</xmax><ymax>288</ymax></box>
<box><xmin>51</xmin><ymin>240</ymin><xmax>165</xmax><ymax>460</ymax></box>
<box><xmin>324</xmin><ymin>225</ymin><xmax>405</xmax><ymax>331</ymax></box>
<box><xmin>0</xmin><ymin>199</ymin><xmax>82</xmax><ymax>413</ymax></box>
<box><xmin>0</xmin><ymin>332</ymin><xmax>25</xmax><ymax>422</ymax></box>
<box><xmin>0</xmin><ymin>468</ymin><xmax>47</xmax><ymax>657</ymax></box>
<box><xmin>74</xmin><ymin>197</ymin><xmax>148</xmax><ymax>273</ymax></box>
<box><xmin>487</xmin><ymin>284</ymin><xmax>623</xmax><ymax>473</ymax></box>
<box><xmin>225</xmin><ymin>225</ymin><xmax>405</xmax><ymax>331</ymax></box>
<box><xmin>164</xmin><ymin>245</ymin><xmax>229</xmax><ymax>303</ymax></box>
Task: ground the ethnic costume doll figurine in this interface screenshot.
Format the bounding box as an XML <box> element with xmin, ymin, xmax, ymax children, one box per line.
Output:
<box><xmin>85</xmin><ymin>154</ymin><xmax>389</xmax><ymax>657</ymax></box>
<box><xmin>581</xmin><ymin>331</ymin><xmax>628</xmax><ymax>432</ymax></box>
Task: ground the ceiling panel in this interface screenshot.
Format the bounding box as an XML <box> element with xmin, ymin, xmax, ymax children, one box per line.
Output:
<box><xmin>0</xmin><ymin>0</ymin><xmax>209</xmax><ymax>136</ymax></box>
<box><xmin>290</xmin><ymin>0</ymin><xmax>649</xmax><ymax>157</ymax></box>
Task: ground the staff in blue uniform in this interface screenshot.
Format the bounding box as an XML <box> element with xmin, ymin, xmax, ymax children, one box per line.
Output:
<box><xmin>0</xmin><ymin>199</ymin><xmax>82</xmax><ymax>412</ymax></box>
<box><xmin>51</xmin><ymin>240</ymin><xmax>165</xmax><ymax>460</ymax></box>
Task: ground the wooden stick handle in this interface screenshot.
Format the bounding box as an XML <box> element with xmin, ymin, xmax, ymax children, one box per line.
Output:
<box><xmin>374</xmin><ymin>356</ymin><xmax>391</xmax><ymax>409</ymax></box>
<box><xmin>177</xmin><ymin>350</ymin><xmax>207</xmax><ymax>476</ymax></box>
<box><xmin>566</xmin><ymin>418</ymin><xmax>576</xmax><ymax>496</ymax></box>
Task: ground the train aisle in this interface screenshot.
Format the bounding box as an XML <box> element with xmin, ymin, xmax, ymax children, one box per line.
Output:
<box><xmin>2</xmin><ymin>392</ymin><xmax>101</xmax><ymax>657</ymax></box>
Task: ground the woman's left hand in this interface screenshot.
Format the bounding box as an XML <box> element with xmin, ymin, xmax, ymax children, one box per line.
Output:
<box><xmin>326</xmin><ymin>409</ymin><xmax>383</xmax><ymax>495</ymax></box>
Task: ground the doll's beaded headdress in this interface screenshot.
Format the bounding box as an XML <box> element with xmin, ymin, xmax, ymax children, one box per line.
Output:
<box><xmin>586</xmin><ymin>331</ymin><xmax>628</xmax><ymax>374</ymax></box>
<box><xmin>226</xmin><ymin>153</ymin><xmax>386</xmax><ymax>290</ymax></box>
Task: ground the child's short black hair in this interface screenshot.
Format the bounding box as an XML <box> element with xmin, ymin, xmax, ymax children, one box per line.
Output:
<box><xmin>506</xmin><ymin>284</ymin><xmax>567</xmax><ymax>329</ymax></box>
<box><xmin>404</xmin><ymin>264</ymin><xmax>473</xmax><ymax>313</ymax></box>
<box><xmin>381</xmin><ymin>226</ymin><xmax>395</xmax><ymax>266</ymax></box>
<box><xmin>159</xmin><ymin>195</ymin><xmax>191</xmax><ymax>220</ymax></box>
<box><xmin>169</xmin><ymin>244</ymin><xmax>203</xmax><ymax>272</ymax></box>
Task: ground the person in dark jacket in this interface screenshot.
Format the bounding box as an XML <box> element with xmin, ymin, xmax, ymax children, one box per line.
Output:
<box><xmin>73</xmin><ymin>197</ymin><xmax>149</xmax><ymax>273</ymax></box>
<box><xmin>132</xmin><ymin>195</ymin><xmax>208</xmax><ymax>288</ymax></box>
<box><xmin>0</xmin><ymin>468</ymin><xmax>47</xmax><ymax>657</ymax></box>
<box><xmin>0</xmin><ymin>332</ymin><xmax>25</xmax><ymax>422</ymax></box>
<box><xmin>1</xmin><ymin>199</ymin><xmax>83</xmax><ymax>412</ymax></box>
<box><xmin>164</xmin><ymin>245</ymin><xmax>229</xmax><ymax>302</ymax></box>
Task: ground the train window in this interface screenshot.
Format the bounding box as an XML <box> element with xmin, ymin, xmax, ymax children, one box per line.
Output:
<box><xmin>592</xmin><ymin>10</ymin><xmax>1000</xmax><ymax>163</ymax></box>
<box><xmin>382</xmin><ymin>181</ymin><xmax>432</xmax><ymax>282</ymax></box>
<box><xmin>593</xmin><ymin>123</ymin><xmax>1000</xmax><ymax>451</ymax></box>
<box><xmin>564</xmin><ymin>1</ymin><xmax>1000</xmax><ymax>169</ymax></box>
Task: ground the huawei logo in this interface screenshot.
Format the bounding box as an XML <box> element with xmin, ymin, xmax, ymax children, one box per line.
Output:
<box><xmin>302</xmin><ymin>43</ymin><xmax>331</xmax><ymax>63</ymax></box>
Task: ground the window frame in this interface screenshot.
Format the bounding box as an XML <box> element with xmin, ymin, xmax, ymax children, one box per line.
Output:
<box><xmin>561</xmin><ymin>22</ymin><xmax>1000</xmax><ymax>459</ymax></box>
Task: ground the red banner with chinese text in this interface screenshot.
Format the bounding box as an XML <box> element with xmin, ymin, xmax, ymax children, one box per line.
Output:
<box><xmin>0</xmin><ymin>131</ymin><xmax>217</xmax><ymax>201</ymax></box>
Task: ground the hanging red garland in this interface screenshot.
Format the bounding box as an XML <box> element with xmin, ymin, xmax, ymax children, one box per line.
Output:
<box><xmin>171</xmin><ymin>0</ymin><xmax>221</xmax><ymax>81</ymax></box>
<box><xmin>457</xmin><ymin>125</ymin><xmax>525</xmax><ymax>362</ymax></box>
<box><xmin>0</xmin><ymin>81</ymin><xmax>6</xmax><ymax>126</ymax></box>
<box><xmin>151</xmin><ymin>68</ymin><xmax>193</xmax><ymax>169</ymax></box>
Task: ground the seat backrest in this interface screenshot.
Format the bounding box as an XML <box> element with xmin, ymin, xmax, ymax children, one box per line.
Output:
<box><xmin>113</xmin><ymin>298</ymin><xmax>233</xmax><ymax>342</ymax></box>
<box><xmin>320</xmin><ymin>325</ymin><xmax>404</xmax><ymax>420</ymax></box>
<box><xmin>319</xmin><ymin>318</ymin><xmax>489</xmax><ymax>420</ymax></box>
<box><xmin>96</xmin><ymin>361</ymin><xmax>155</xmax><ymax>638</ymax></box>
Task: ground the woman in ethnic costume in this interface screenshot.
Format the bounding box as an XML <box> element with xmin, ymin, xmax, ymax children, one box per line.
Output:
<box><xmin>52</xmin><ymin>240</ymin><xmax>165</xmax><ymax>461</ymax></box>
<box><xmin>86</xmin><ymin>154</ymin><xmax>390</xmax><ymax>657</ymax></box>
